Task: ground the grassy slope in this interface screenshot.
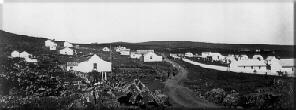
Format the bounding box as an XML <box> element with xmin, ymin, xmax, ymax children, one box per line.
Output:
<box><xmin>0</xmin><ymin>30</ymin><xmax>48</xmax><ymax>56</ymax></box>
<box><xmin>174</xmin><ymin>58</ymin><xmax>294</xmax><ymax>95</ymax></box>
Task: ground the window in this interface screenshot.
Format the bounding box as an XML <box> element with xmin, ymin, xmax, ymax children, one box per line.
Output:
<box><xmin>244</xmin><ymin>66</ymin><xmax>245</xmax><ymax>68</ymax></box>
<box><xmin>251</xmin><ymin>66</ymin><xmax>253</xmax><ymax>69</ymax></box>
<box><xmin>94</xmin><ymin>63</ymin><xmax>97</xmax><ymax>69</ymax></box>
<box><xmin>259</xmin><ymin>66</ymin><xmax>261</xmax><ymax>69</ymax></box>
<box><xmin>150</xmin><ymin>56</ymin><xmax>152</xmax><ymax>59</ymax></box>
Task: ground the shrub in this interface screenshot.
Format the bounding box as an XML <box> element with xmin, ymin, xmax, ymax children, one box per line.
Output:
<box><xmin>205</xmin><ymin>88</ymin><xmax>226</xmax><ymax>104</ymax></box>
<box><xmin>222</xmin><ymin>90</ymin><xmax>240</xmax><ymax>108</ymax></box>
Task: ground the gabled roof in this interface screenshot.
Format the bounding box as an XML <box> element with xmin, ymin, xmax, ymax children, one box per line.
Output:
<box><xmin>143</xmin><ymin>52</ymin><xmax>159</xmax><ymax>56</ymax></box>
<box><xmin>11</xmin><ymin>50</ymin><xmax>19</xmax><ymax>54</ymax></box>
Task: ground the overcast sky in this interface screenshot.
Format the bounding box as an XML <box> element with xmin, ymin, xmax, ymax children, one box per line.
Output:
<box><xmin>1</xmin><ymin>2</ymin><xmax>294</xmax><ymax>45</ymax></box>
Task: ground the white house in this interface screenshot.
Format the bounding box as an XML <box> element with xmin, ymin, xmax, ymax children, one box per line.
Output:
<box><xmin>59</xmin><ymin>47</ymin><xmax>74</xmax><ymax>55</ymax></box>
<box><xmin>201</xmin><ymin>52</ymin><xmax>211</xmax><ymax>58</ymax></box>
<box><xmin>130</xmin><ymin>52</ymin><xmax>142</xmax><ymax>59</ymax></box>
<box><xmin>115</xmin><ymin>46</ymin><xmax>126</xmax><ymax>52</ymax></box>
<box><xmin>67</xmin><ymin>54</ymin><xmax>111</xmax><ymax>80</ymax></box>
<box><xmin>64</xmin><ymin>41</ymin><xmax>73</xmax><ymax>47</ymax></box>
<box><xmin>230</xmin><ymin>59</ymin><xmax>267</xmax><ymax>73</ymax></box>
<box><xmin>253</xmin><ymin>55</ymin><xmax>264</xmax><ymax>61</ymax></box>
<box><xmin>266</xmin><ymin>58</ymin><xmax>282</xmax><ymax>75</ymax></box>
<box><xmin>209</xmin><ymin>53</ymin><xmax>224</xmax><ymax>61</ymax></box>
<box><xmin>142</xmin><ymin>52</ymin><xmax>163</xmax><ymax>62</ymax></box>
<box><xmin>45</xmin><ymin>39</ymin><xmax>55</xmax><ymax>47</ymax></box>
<box><xmin>239</xmin><ymin>55</ymin><xmax>249</xmax><ymax>60</ymax></box>
<box><xmin>20</xmin><ymin>51</ymin><xmax>32</xmax><ymax>59</ymax></box>
<box><xmin>120</xmin><ymin>49</ymin><xmax>130</xmax><ymax>56</ymax></box>
<box><xmin>185</xmin><ymin>52</ymin><xmax>194</xmax><ymax>57</ymax></box>
<box><xmin>45</xmin><ymin>39</ymin><xmax>57</xmax><ymax>50</ymax></box>
<box><xmin>225</xmin><ymin>55</ymin><xmax>236</xmax><ymax>64</ymax></box>
<box><xmin>102</xmin><ymin>47</ymin><xmax>110</xmax><ymax>52</ymax></box>
<box><xmin>11</xmin><ymin>50</ymin><xmax>20</xmax><ymax>58</ymax></box>
<box><xmin>278</xmin><ymin>59</ymin><xmax>294</xmax><ymax>76</ymax></box>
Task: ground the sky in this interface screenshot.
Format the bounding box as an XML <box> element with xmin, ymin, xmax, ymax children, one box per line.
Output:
<box><xmin>1</xmin><ymin>2</ymin><xmax>294</xmax><ymax>45</ymax></box>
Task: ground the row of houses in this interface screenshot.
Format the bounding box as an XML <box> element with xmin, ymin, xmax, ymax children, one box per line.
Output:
<box><xmin>114</xmin><ymin>46</ymin><xmax>163</xmax><ymax>62</ymax></box>
<box><xmin>45</xmin><ymin>39</ymin><xmax>76</xmax><ymax>55</ymax></box>
<box><xmin>10</xmin><ymin>50</ymin><xmax>38</xmax><ymax>63</ymax></box>
<box><xmin>171</xmin><ymin>52</ymin><xmax>294</xmax><ymax>76</ymax></box>
<box><xmin>45</xmin><ymin>39</ymin><xmax>73</xmax><ymax>50</ymax></box>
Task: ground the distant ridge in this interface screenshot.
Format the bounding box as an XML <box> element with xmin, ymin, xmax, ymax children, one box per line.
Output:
<box><xmin>0</xmin><ymin>30</ymin><xmax>294</xmax><ymax>58</ymax></box>
<box><xmin>135</xmin><ymin>41</ymin><xmax>293</xmax><ymax>52</ymax></box>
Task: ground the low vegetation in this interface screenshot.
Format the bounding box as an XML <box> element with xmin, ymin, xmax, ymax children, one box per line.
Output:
<box><xmin>171</xmin><ymin>58</ymin><xmax>294</xmax><ymax>109</ymax></box>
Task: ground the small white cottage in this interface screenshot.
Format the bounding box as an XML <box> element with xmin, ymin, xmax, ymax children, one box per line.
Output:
<box><xmin>209</xmin><ymin>53</ymin><xmax>224</xmax><ymax>61</ymax></box>
<box><xmin>11</xmin><ymin>50</ymin><xmax>20</xmax><ymax>58</ymax></box>
<box><xmin>67</xmin><ymin>54</ymin><xmax>111</xmax><ymax>80</ymax></box>
<box><xmin>278</xmin><ymin>59</ymin><xmax>295</xmax><ymax>75</ymax></box>
<box><xmin>20</xmin><ymin>51</ymin><xmax>32</xmax><ymax>59</ymax></box>
<box><xmin>225</xmin><ymin>55</ymin><xmax>236</xmax><ymax>64</ymax></box>
<box><xmin>102</xmin><ymin>47</ymin><xmax>110</xmax><ymax>52</ymax></box>
<box><xmin>253</xmin><ymin>55</ymin><xmax>264</xmax><ymax>61</ymax></box>
<box><xmin>45</xmin><ymin>39</ymin><xmax>55</xmax><ymax>47</ymax></box>
<box><xmin>45</xmin><ymin>39</ymin><xmax>57</xmax><ymax>50</ymax></box>
<box><xmin>142</xmin><ymin>52</ymin><xmax>163</xmax><ymax>62</ymax></box>
<box><xmin>130</xmin><ymin>52</ymin><xmax>142</xmax><ymax>59</ymax></box>
<box><xmin>115</xmin><ymin>46</ymin><xmax>126</xmax><ymax>52</ymax></box>
<box><xmin>201</xmin><ymin>52</ymin><xmax>211</xmax><ymax>58</ymax></box>
<box><xmin>239</xmin><ymin>55</ymin><xmax>249</xmax><ymax>60</ymax></box>
<box><xmin>266</xmin><ymin>58</ymin><xmax>282</xmax><ymax>75</ymax></box>
<box><xmin>185</xmin><ymin>52</ymin><xmax>194</xmax><ymax>57</ymax></box>
<box><xmin>59</xmin><ymin>47</ymin><xmax>74</xmax><ymax>55</ymax></box>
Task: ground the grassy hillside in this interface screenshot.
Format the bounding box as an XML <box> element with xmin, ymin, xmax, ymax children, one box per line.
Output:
<box><xmin>1</xmin><ymin>30</ymin><xmax>294</xmax><ymax>58</ymax></box>
<box><xmin>0</xmin><ymin>30</ymin><xmax>48</xmax><ymax>56</ymax></box>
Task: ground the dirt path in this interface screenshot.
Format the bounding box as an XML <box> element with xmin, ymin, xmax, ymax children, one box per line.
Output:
<box><xmin>182</xmin><ymin>58</ymin><xmax>228</xmax><ymax>71</ymax></box>
<box><xmin>164</xmin><ymin>58</ymin><xmax>219</xmax><ymax>108</ymax></box>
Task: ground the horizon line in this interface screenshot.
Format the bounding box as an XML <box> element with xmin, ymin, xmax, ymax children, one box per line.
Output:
<box><xmin>1</xmin><ymin>29</ymin><xmax>294</xmax><ymax>46</ymax></box>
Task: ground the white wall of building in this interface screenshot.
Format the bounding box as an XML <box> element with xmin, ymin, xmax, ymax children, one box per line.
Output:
<box><xmin>143</xmin><ymin>52</ymin><xmax>163</xmax><ymax>62</ymax></box>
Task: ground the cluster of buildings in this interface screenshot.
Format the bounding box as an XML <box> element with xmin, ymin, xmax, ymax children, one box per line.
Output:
<box><xmin>45</xmin><ymin>39</ymin><xmax>75</xmax><ymax>55</ymax></box>
<box><xmin>10</xmin><ymin>50</ymin><xmax>38</xmax><ymax>63</ymax></box>
<box><xmin>114</xmin><ymin>46</ymin><xmax>163</xmax><ymax>62</ymax></box>
<box><xmin>171</xmin><ymin>52</ymin><xmax>295</xmax><ymax>76</ymax></box>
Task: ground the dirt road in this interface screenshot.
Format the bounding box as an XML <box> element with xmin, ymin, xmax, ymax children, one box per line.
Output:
<box><xmin>164</xmin><ymin>58</ymin><xmax>219</xmax><ymax>108</ymax></box>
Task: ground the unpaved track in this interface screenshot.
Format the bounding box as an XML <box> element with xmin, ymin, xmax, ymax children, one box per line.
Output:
<box><xmin>164</xmin><ymin>58</ymin><xmax>219</xmax><ymax>108</ymax></box>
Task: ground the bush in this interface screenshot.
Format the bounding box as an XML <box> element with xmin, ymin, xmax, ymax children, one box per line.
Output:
<box><xmin>205</xmin><ymin>88</ymin><xmax>226</xmax><ymax>104</ymax></box>
<box><xmin>222</xmin><ymin>90</ymin><xmax>240</xmax><ymax>108</ymax></box>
